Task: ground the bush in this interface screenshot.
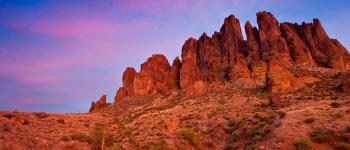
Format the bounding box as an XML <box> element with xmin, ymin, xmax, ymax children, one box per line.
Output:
<box><xmin>113</xmin><ymin>117</ymin><xmax>126</xmax><ymax>126</ymax></box>
<box><xmin>334</xmin><ymin>143</ymin><xmax>350</xmax><ymax>150</ymax></box>
<box><xmin>70</xmin><ymin>133</ymin><xmax>92</xmax><ymax>143</ymax></box>
<box><xmin>207</xmin><ymin>111</ymin><xmax>217</xmax><ymax>119</ymax></box>
<box><xmin>223</xmin><ymin>144</ymin><xmax>234</xmax><ymax>150</ymax></box>
<box><xmin>345</xmin><ymin>126</ymin><xmax>350</xmax><ymax>133</ymax></box>
<box><xmin>227</xmin><ymin>119</ymin><xmax>241</xmax><ymax>127</ymax></box>
<box><xmin>1</xmin><ymin>113</ymin><xmax>17</xmax><ymax>119</ymax></box>
<box><xmin>231</xmin><ymin>133</ymin><xmax>239</xmax><ymax>142</ymax></box>
<box><xmin>244</xmin><ymin>126</ymin><xmax>259</xmax><ymax>138</ymax></box>
<box><xmin>90</xmin><ymin>124</ymin><xmax>116</xmax><ymax>150</ymax></box>
<box><xmin>310</xmin><ymin>128</ymin><xmax>334</xmax><ymax>143</ymax></box>
<box><xmin>224</xmin><ymin>127</ymin><xmax>235</xmax><ymax>133</ymax></box>
<box><xmin>293</xmin><ymin>139</ymin><xmax>311</xmax><ymax>150</ymax></box>
<box><xmin>304</xmin><ymin>118</ymin><xmax>315</xmax><ymax>124</ymax></box>
<box><xmin>149</xmin><ymin>140</ymin><xmax>168</xmax><ymax>150</ymax></box>
<box><xmin>177</xmin><ymin>128</ymin><xmax>204</xmax><ymax>150</ymax></box>
<box><xmin>335</xmin><ymin>113</ymin><xmax>344</xmax><ymax>118</ymax></box>
<box><xmin>277</xmin><ymin>111</ymin><xmax>286</xmax><ymax>118</ymax></box>
<box><xmin>260</xmin><ymin>125</ymin><xmax>272</xmax><ymax>137</ymax></box>
<box><xmin>330</xmin><ymin>102</ymin><xmax>341</xmax><ymax>108</ymax></box>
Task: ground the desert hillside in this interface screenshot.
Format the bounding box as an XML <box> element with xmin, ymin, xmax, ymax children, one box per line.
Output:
<box><xmin>1</xmin><ymin>11</ymin><xmax>350</xmax><ymax>150</ymax></box>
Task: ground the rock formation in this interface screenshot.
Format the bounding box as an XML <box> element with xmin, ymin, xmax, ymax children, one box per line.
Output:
<box><xmin>109</xmin><ymin>11</ymin><xmax>350</xmax><ymax>103</ymax></box>
<box><xmin>115</xmin><ymin>54</ymin><xmax>181</xmax><ymax>102</ymax></box>
<box><xmin>89</xmin><ymin>95</ymin><xmax>107</xmax><ymax>112</ymax></box>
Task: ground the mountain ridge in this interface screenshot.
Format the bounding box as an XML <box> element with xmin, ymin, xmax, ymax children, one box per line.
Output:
<box><xmin>89</xmin><ymin>11</ymin><xmax>350</xmax><ymax>112</ymax></box>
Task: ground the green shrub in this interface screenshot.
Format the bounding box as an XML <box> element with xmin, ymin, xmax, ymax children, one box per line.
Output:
<box><xmin>227</xmin><ymin>119</ymin><xmax>241</xmax><ymax>127</ymax></box>
<box><xmin>70</xmin><ymin>133</ymin><xmax>92</xmax><ymax>143</ymax></box>
<box><xmin>231</xmin><ymin>133</ymin><xmax>239</xmax><ymax>142</ymax></box>
<box><xmin>177</xmin><ymin>128</ymin><xmax>204</xmax><ymax>150</ymax></box>
<box><xmin>113</xmin><ymin>117</ymin><xmax>126</xmax><ymax>126</ymax></box>
<box><xmin>345</xmin><ymin>126</ymin><xmax>350</xmax><ymax>133</ymax></box>
<box><xmin>335</xmin><ymin>113</ymin><xmax>343</xmax><ymax>118</ymax></box>
<box><xmin>330</xmin><ymin>102</ymin><xmax>341</xmax><ymax>108</ymax></box>
<box><xmin>260</xmin><ymin>125</ymin><xmax>272</xmax><ymax>137</ymax></box>
<box><xmin>334</xmin><ymin>143</ymin><xmax>350</xmax><ymax>150</ymax></box>
<box><xmin>207</xmin><ymin>111</ymin><xmax>217</xmax><ymax>119</ymax></box>
<box><xmin>223</xmin><ymin>144</ymin><xmax>234</xmax><ymax>150</ymax></box>
<box><xmin>1</xmin><ymin>113</ymin><xmax>17</xmax><ymax>119</ymax></box>
<box><xmin>310</xmin><ymin>128</ymin><xmax>334</xmax><ymax>143</ymax></box>
<box><xmin>293</xmin><ymin>139</ymin><xmax>311</xmax><ymax>150</ymax></box>
<box><xmin>149</xmin><ymin>140</ymin><xmax>168</xmax><ymax>150</ymax></box>
<box><xmin>224</xmin><ymin>127</ymin><xmax>235</xmax><ymax>133</ymax></box>
<box><xmin>277</xmin><ymin>111</ymin><xmax>286</xmax><ymax>118</ymax></box>
<box><xmin>244</xmin><ymin>126</ymin><xmax>259</xmax><ymax>138</ymax></box>
<box><xmin>91</xmin><ymin>124</ymin><xmax>115</xmax><ymax>150</ymax></box>
<box><xmin>304</xmin><ymin>118</ymin><xmax>315</xmax><ymax>124</ymax></box>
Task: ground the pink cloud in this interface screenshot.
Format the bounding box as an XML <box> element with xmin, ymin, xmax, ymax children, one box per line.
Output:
<box><xmin>116</xmin><ymin>0</ymin><xmax>190</xmax><ymax>14</ymax></box>
<box><xmin>5</xmin><ymin>19</ymin><xmax>118</xmax><ymax>37</ymax></box>
<box><xmin>4</xmin><ymin>18</ymin><xmax>153</xmax><ymax>38</ymax></box>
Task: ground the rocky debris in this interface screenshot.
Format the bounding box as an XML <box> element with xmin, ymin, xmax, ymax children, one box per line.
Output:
<box><xmin>89</xmin><ymin>95</ymin><xmax>107</xmax><ymax>113</ymax></box>
<box><xmin>108</xmin><ymin>11</ymin><xmax>350</xmax><ymax>107</ymax></box>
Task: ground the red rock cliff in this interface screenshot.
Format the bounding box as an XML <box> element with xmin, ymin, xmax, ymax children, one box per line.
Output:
<box><xmin>111</xmin><ymin>11</ymin><xmax>350</xmax><ymax>102</ymax></box>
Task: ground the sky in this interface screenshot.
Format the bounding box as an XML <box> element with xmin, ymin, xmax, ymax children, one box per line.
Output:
<box><xmin>0</xmin><ymin>0</ymin><xmax>350</xmax><ymax>113</ymax></box>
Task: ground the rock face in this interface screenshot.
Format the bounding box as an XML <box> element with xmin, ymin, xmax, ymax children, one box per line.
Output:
<box><xmin>115</xmin><ymin>54</ymin><xmax>181</xmax><ymax>102</ymax></box>
<box><xmin>89</xmin><ymin>95</ymin><xmax>107</xmax><ymax>112</ymax></box>
<box><xmin>110</xmin><ymin>11</ymin><xmax>350</xmax><ymax>104</ymax></box>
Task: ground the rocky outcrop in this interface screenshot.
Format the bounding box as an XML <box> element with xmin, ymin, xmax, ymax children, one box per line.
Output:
<box><xmin>108</xmin><ymin>11</ymin><xmax>350</xmax><ymax>106</ymax></box>
<box><xmin>115</xmin><ymin>54</ymin><xmax>181</xmax><ymax>102</ymax></box>
<box><xmin>180</xmin><ymin>38</ymin><xmax>202</xmax><ymax>87</ymax></box>
<box><xmin>133</xmin><ymin>54</ymin><xmax>172</xmax><ymax>96</ymax></box>
<box><xmin>89</xmin><ymin>95</ymin><xmax>107</xmax><ymax>112</ymax></box>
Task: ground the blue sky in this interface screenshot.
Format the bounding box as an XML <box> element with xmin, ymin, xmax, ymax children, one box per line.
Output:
<box><xmin>0</xmin><ymin>0</ymin><xmax>349</xmax><ymax>113</ymax></box>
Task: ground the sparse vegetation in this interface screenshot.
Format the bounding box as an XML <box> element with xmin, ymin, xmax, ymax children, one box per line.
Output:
<box><xmin>207</xmin><ymin>111</ymin><xmax>217</xmax><ymax>119</ymax></box>
<box><xmin>177</xmin><ymin>128</ymin><xmax>204</xmax><ymax>150</ymax></box>
<box><xmin>330</xmin><ymin>102</ymin><xmax>341</xmax><ymax>108</ymax></box>
<box><xmin>231</xmin><ymin>132</ymin><xmax>239</xmax><ymax>142</ymax></box>
<box><xmin>335</xmin><ymin>113</ymin><xmax>344</xmax><ymax>118</ymax></box>
<box><xmin>148</xmin><ymin>140</ymin><xmax>168</xmax><ymax>150</ymax></box>
<box><xmin>310</xmin><ymin>128</ymin><xmax>334</xmax><ymax>143</ymax></box>
<box><xmin>293</xmin><ymin>139</ymin><xmax>311</xmax><ymax>150</ymax></box>
<box><xmin>277</xmin><ymin>111</ymin><xmax>286</xmax><ymax>118</ymax></box>
<box><xmin>223</xmin><ymin>144</ymin><xmax>234</xmax><ymax>150</ymax></box>
<box><xmin>334</xmin><ymin>143</ymin><xmax>350</xmax><ymax>150</ymax></box>
<box><xmin>345</xmin><ymin>126</ymin><xmax>350</xmax><ymax>133</ymax></box>
<box><xmin>67</xmin><ymin>124</ymin><xmax>115</xmax><ymax>150</ymax></box>
<box><xmin>69</xmin><ymin>133</ymin><xmax>92</xmax><ymax>143</ymax></box>
<box><xmin>224</xmin><ymin>119</ymin><xmax>241</xmax><ymax>133</ymax></box>
<box><xmin>113</xmin><ymin>117</ymin><xmax>126</xmax><ymax>126</ymax></box>
<box><xmin>244</xmin><ymin>126</ymin><xmax>259</xmax><ymax>138</ymax></box>
<box><xmin>1</xmin><ymin>113</ymin><xmax>17</xmax><ymax>119</ymax></box>
<box><xmin>304</xmin><ymin>118</ymin><xmax>315</xmax><ymax>124</ymax></box>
